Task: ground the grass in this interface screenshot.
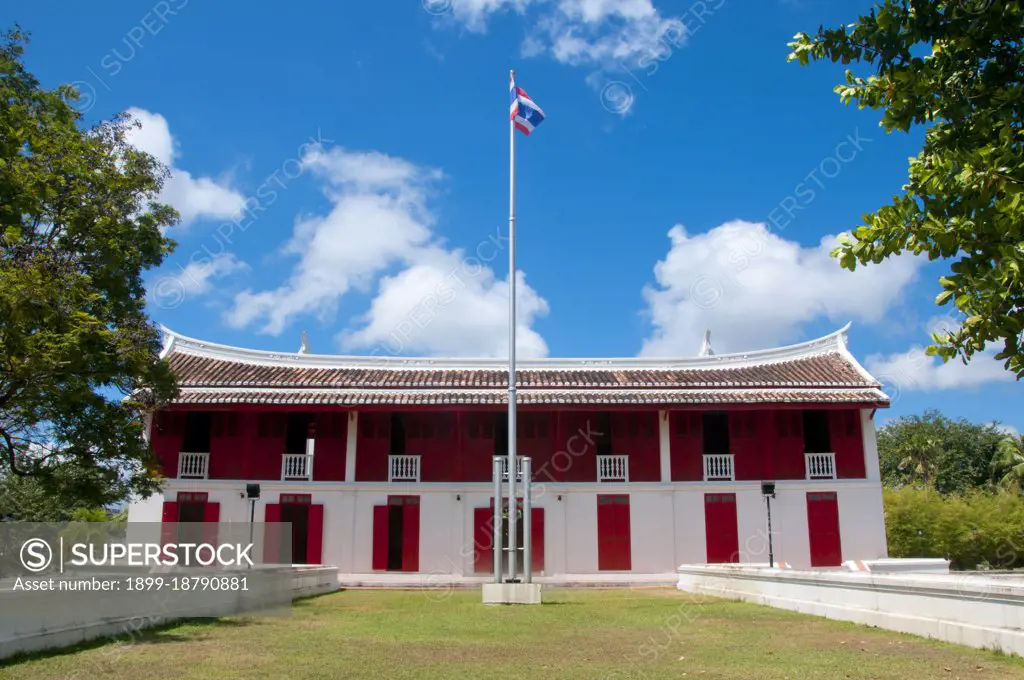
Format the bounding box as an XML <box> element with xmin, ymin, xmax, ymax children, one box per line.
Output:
<box><xmin>4</xmin><ymin>588</ymin><xmax>1024</xmax><ymax>679</ymax></box>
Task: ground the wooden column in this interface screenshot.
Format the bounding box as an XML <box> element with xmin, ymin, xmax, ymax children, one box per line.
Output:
<box><xmin>658</xmin><ymin>410</ymin><xmax>671</xmax><ymax>482</ymax></box>
<box><xmin>345</xmin><ymin>411</ymin><xmax>358</xmax><ymax>482</ymax></box>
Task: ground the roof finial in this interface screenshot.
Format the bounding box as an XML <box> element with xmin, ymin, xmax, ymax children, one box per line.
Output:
<box><xmin>298</xmin><ymin>330</ymin><xmax>309</xmax><ymax>355</ymax></box>
<box><xmin>699</xmin><ymin>328</ymin><xmax>714</xmax><ymax>357</ymax></box>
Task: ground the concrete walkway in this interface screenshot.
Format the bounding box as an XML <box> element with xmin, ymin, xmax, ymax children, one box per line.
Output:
<box><xmin>335</xmin><ymin>572</ymin><xmax>678</xmax><ymax>588</ymax></box>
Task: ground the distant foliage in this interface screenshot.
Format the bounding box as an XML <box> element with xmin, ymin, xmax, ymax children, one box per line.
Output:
<box><xmin>877</xmin><ymin>410</ymin><xmax>1008</xmax><ymax>494</ymax></box>
<box><xmin>884</xmin><ymin>487</ymin><xmax>1024</xmax><ymax>570</ymax></box>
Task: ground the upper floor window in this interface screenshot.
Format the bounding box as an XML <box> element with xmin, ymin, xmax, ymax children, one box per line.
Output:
<box><xmin>285</xmin><ymin>413</ymin><xmax>314</xmax><ymax>454</ymax></box>
<box><xmin>182</xmin><ymin>412</ymin><xmax>211</xmax><ymax>452</ymax></box>
<box><xmin>390</xmin><ymin>413</ymin><xmax>406</xmax><ymax>454</ymax></box>
<box><xmin>702</xmin><ymin>412</ymin><xmax>730</xmax><ymax>455</ymax></box>
<box><xmin>802</xmin><ymin>410</ymin><xmax>831</xmax><ymax>453</ymax></box>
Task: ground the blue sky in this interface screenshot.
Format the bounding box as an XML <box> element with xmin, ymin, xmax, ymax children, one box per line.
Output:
<box><xmin>10</xmin><ymin>0</ymin><xmax>1022</xmax><ymax>431</ymax></box>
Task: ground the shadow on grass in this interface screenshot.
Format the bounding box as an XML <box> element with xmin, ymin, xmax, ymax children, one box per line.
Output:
<box><xmin>0</xmin><ymin>617</ymin><xmax>254</xmax><ymax>668</ymax></box>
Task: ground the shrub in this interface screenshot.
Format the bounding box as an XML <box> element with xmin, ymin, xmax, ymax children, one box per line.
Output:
<box><xmin>884</xmin><ymin>487</ymin><xmax>1024</xmax><ymax>569</ymax></box>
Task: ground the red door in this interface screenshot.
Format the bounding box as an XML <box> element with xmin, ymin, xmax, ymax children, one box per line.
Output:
<box><xmin>704</xmin><ymin>493</ymin><xmax>739</xmax><ymax>563</ymax></box>
<box><xmin>402</xmin><ymin>498</ymin><xmax>420</xmax><ymax>572</ymax></box>
<box><xmin>307</xmin><ymin>504</ymin><xmax>324</xmax><ymax>565</ymax></box>
<box><xmin>531</xmin><ymin>508</ymin><xmax>545</xmax><ymax>573</ymax></box>
<box><xmin>202</xmin><ymin>502</ymin><xmax>220</xmax><ymax>547</ymax></box>
<box><xmin>264</xmin><ymin>503</ymin><xmax>282</xmax><ymax>564</ymax></box>
<box><xmin>371</xmin><ymin>496</ymin><xmax>420</xmax><ymax>571</ymax></box>
<box><xmin>160</xmin><ymin>501</ymin><xmax>178</xmax><ymax>547</ymax></box>
<box><xmin>597</xmin><ymin>495</ymin><xmax>631</xmax><ymax>571</ymax></box>
<box><xmin>372</xmin><ymin>505</ymin><xmax>389</xmax><ymax>570</ymax></box>
<box><xmin>807</xmin><ymin>492</ymin><xmax>842</xmax><ymax>567</ymax></box>
<box><xmin>474</xmin><ymin>507</ymin><xmax>494</xmax><ymax>574</ymax></box>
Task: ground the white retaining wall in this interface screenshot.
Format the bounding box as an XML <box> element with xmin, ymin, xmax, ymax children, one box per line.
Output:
<box><xmin>0</xmin><ymin>566</ymin><xmax>337</xmax><ymax>660</ymax></box>
<box><xmin>677</xmin><ymin>564</ymin><xmax>1024</xmax><ymax>656</ymax></box>
<box><xmin>135</xmin><ymin>479</ymin><xmax>887</xmax><ymax>576</ymax></box>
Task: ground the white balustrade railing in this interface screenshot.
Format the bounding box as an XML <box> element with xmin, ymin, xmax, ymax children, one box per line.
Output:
<box><xmin>500</xmin><ymin>456</ymin><xmax>525</xmax><ymax>481</ymax></box>
<box><xmin>281</xmin><ymin>454</ymin><xmax>314</xmax><ymax>481</ymax></box>
<box><xmin>389</xmin><ymin>455</ymin><xmax>421</xmax><ymax>483</ymax></box>
<box><xmin>597</xmin><ymin>455</ymin><xmax>629</xmax><ymax>482</ymax></box>
<box><xmin>703</xmin><ymin>454</ymin><xmax>735</xmax><ymax>482</ymax></box>
<box><xmin>177</xmin><ymin>452</ymin><xmax>209</xmax><ymax>479</ymax></box>
<box><xmin>805</xmin><ymin>452</ymin><xmax>837</xmax><ymax>480</ymax></box>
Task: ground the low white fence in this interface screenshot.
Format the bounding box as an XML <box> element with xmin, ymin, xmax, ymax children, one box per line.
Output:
<box><xmin>677</xmin><ymin>563</ymin><xmax>1024</xmax><ymax>657</ymax></box>
<box><xmin>0</xmin><ymin>565</ymin><xmax>337</xmax><ymax>660</ymax></box>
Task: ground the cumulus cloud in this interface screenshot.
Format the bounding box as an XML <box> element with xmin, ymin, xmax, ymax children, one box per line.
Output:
<box><xmin>125</xmin><ymin>108</ymin><xmax>246</xmax><ymax>226</ymax></box>
<box><xmin>640</xmin><ymin>220</ymin><xmax>924</xmax><ymax>356</ymax></box>
<box><xmin>225</xmin><ymin>145</ymin><xmax>550</xmax><ymax>357</ymax></box>
<box><xmin>439</xmin><ymin>0</ymin><xmax>696</xmax><ymax>110</ymax></box>
<box><xmin>177</xmin><ymin>253</ymin><xmax>249</xmax><ymax>296</ymax></box>
<box><xmin>865</xmin><ymin>316</ymin><xmax>1015</xmax><ymax>392</ymax></box>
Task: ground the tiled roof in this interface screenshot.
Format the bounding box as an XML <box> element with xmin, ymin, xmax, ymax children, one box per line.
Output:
<box><xmin>172</xmin><ymin>387</ymin><xmax>889</xmax><ymax>406</ymax></box>
<box><xmin>167</xmin><ymin>351</ymin><xmax>873</xmax><ymax>389</ymax></box>
<box><xmin>158</xmin><ymin>326</ymin><xmax>889</xmax><ymax>408</ymax></box>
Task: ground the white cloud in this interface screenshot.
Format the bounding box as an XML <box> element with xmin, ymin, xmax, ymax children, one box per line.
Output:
<box><xmin>866</xmin><ymin>347</ymin><xmax>1013</xmax><ymax>391</ymax></box>
<box><xmin>125</xmin><ymin>108</ymin><xmax>246</xmax><ymax>226</ymax></box>
<box><xmin>340</xmin><ymin>250</ymin><xmax>549</xmax><ymax>358</ymax></box>
<box><xmin>225</xmin><ymin>146</ymin><xmax>550</xmax><ymax>357</ymax></box>
<box><xmin>864</xmin><ymin>317</ymin><xmax>1015</xmax><ymax>392</ymax></box>
<box><xmin>177</xmin><ymin>253</ymin><xmax>248</xmax><ymax>296</ymax></box>
<box><xmin>441</xmin><ymin>0</ymin><xmax>692</xmax><ymax>107</ymax></box>
<box><xmin>994</xmin><ymin>423</ymin><xmax>1019</xmax><ymax>437</ymax></box>
<box><xmin>640</xmin><ymin>220</ymin><xmax>923</xmax><ymax>356</ymax></box>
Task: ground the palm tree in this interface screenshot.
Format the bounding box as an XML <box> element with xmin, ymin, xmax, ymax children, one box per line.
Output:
<box><xmin>990</xmin><ymin>435</ymin><xmax>1024</xmax><ymax>492</ymax></box>
<box><xmin>896</xmin><ymin>433</ymin><xmax>940</xmax><ymax>486</ymax></box>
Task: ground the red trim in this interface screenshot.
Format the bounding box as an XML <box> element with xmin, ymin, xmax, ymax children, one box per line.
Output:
<box><xmin>161</xmin><ymin>401</ymin><xmax>886</xmax><ymax>414</ymax></box>
<box><xmin>307</xmin><ymin>504</ymin><xmax>324</xmax><ymax>565</ymax></box>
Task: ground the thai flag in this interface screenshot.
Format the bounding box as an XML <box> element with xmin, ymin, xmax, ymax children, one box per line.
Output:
<box><xmin>510</xmin><ymin>74</ymin><xmax>545</xmax><ymax>136</ymax></box>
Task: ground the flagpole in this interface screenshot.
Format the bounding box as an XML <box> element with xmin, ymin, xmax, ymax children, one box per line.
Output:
<box><xmin>507</xmin><ymin>67</ymin><xmax>519</xmax><ymax>583</ymax></box>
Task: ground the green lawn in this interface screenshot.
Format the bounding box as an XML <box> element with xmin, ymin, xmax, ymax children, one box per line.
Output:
<box><xmin>4</xmin><ymin>588</ymin><xmax>1024</xmax><ymax>679</ymax></box>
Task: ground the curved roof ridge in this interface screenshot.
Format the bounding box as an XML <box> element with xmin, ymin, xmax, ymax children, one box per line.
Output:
<box><xmin>158</xmin><ymin>323</ymin><xmax>855</xmax><ymax>372</ymax></box>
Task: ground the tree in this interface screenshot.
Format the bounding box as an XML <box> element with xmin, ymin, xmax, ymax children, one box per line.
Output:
<box><xmin>990</xmin><ymin>433</ymin><xmax>1024</xmax><ymax>491</ymax></box>
<box><xmin>877</xmin><ymin>410</ymin><xmax>1006</xmax><ymax>494</ymax></box>
<box><xmin>789</xmin><ymin>1</ymin><xmax>1024</xmax><ymax>378</ymax></box>
<box><xmin>0</xmin><ymin>29</ymin><xmax>178</xmax><ymax>512</ymax></box>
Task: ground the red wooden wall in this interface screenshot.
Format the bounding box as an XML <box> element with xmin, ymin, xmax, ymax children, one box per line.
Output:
<box><xmin>150</xmin><ymin>407</ymin><xmax>868</xmax><ymax>483</ymax></box>
<box><xmin>670</xmin><ymin>412</ymin><xmax>703</xmax><ymax>481</ymax></box>
<box><xmin>355</xmin><ymin>412</ymin><xmax>390</xmax><ymax>481</ymax></box>
<box><xmin>830</xmin><ymin>411</ymin><xmax>865</xmax><ymax>478</ymax></box>
<box><xmin>152</xmin><ymin>411</ymin><xmax>185</xmax><ymax>478</ymax></box>
<box><xmin>558</xmin><ymin>411</ymin><xmax>599</xmax><ymax>483</ymax></box>
<box><xmin>313</xmin><ymin>412</ymin><xmax>347</xmax><ymax>482</ymax></box>
<box><xmin>408</xmin><ymin>412</ymin><xmax>456</xmax><ymax>482</ymax></box>
<box><xmin>611</xmin><ymin>412</ymin><xmax>660</xmax><ymax>481</ymax></box>
<box><xmin>461</xmin><ymin>412</ymin><xmax>496</xmax><ymax>482</ymax></box>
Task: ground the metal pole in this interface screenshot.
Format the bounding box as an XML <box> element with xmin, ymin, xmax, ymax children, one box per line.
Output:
<box><xmin>766</xmin><ymin>496</ymin><xmax>774</xmax><ymax>568</ymax></box>
<box><xmin>492</xmin><ymin>456</ymin><xmax>503</xmax><ymax>583</ymax></box>
<box><xmin>248</xmin><ymin>498</ymin><xmax>256</xmax><ymax>570</ymax></box>
<box><xmin>507</xmin><ymin>67</ymin><xmax>518</xmax><ymax>583</ymax></box>
<box><xmin>523</xmin><ymin>457</ymin><xmax>532</xmax><ymax>583</ymax></box>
